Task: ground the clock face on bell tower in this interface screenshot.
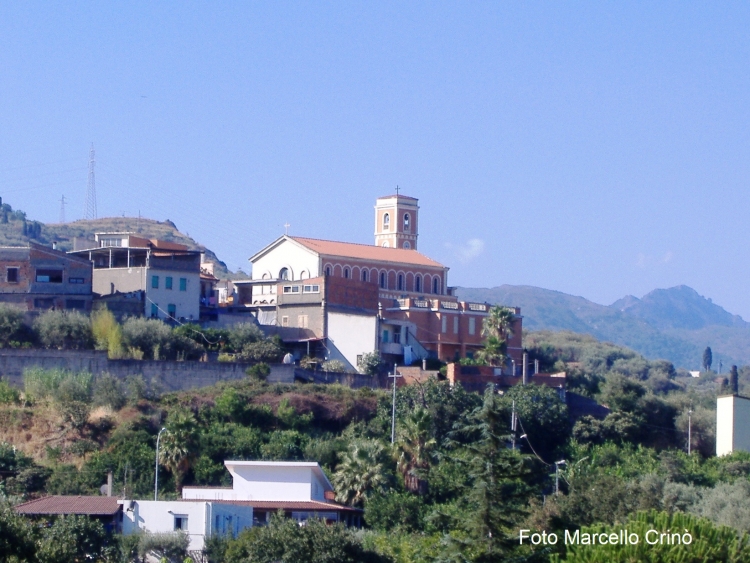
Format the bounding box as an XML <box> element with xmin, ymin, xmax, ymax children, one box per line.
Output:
<box><xmin>374</xmin><ymin>194</ymin><xmax>419</xmax><ymax>250</ymax></box>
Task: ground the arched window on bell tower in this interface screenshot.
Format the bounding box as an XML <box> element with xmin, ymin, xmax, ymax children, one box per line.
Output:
<box><xmin>404</xmin><ymin>213</ymin><xmax>410</xmax><ymax>231</ymax></box>
<box><xmin>383</xmin><ymin>213</ymin><xmax>390</xmax><ymax>230</ymax></box>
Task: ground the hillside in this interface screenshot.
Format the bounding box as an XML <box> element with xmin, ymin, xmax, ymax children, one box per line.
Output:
<box><xmin>457</xmin><ymin>284</ymin><xmax>749</xmax><ymax>369</ymax></box>
<box><xmin>0</xmin><ymin>200</ymin><xmax>247</xmax><ymax>279</ymax></box>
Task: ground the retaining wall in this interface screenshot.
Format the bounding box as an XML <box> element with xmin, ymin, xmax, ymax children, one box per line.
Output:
<box><xmin>0</xmin><ymin>349</ymin><xmax>295</xmax><ymax>392</ymax></box>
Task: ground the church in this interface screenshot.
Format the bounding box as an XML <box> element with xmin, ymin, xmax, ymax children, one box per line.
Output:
<box><xmin>235</xmin><ymin>193</ymin><xmax>522</xmax><ymax>372</ymax></box>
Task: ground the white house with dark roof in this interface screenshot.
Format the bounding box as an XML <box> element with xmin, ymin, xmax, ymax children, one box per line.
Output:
<box><xmin>182</xmin><ymin>461</ymin><xmax>361</xmax><ymax>526</ymax></box>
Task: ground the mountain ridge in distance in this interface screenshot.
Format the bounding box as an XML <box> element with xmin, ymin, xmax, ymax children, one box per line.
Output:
<box><xmin>456</xmin><ymin>284</ymin><xmax>750</xmax><ymax>370</ymax></box>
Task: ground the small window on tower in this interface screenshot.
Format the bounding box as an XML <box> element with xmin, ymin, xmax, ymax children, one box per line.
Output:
<box><xmin>344</xmin><ymin>267</ymin><xmax>350</xmax><ymax>279</ymax></box>
<box><xmin>382</xmin><ymin>241</ymin><xmax>389</xmax><ymax>247</ymax></box>
<box><xmin>404</xmin><ymin>213</ymin><xmax>410</xmax><ymax>231</ymax></box>
<box><xmin>380</xmin><ymin>272</ymin><xmax>387</xmax><ymax>289</ymax></box>
<box><xmin>403</xmin><ymin>241</ymin><xmax>411</xmax><ymax>249</ymax></box>
<box><xmin>383</xmin><ymin>213</ymin><xmax>390</xmax><ymax>230</ymax></box>
<box><xmin>279</xmin><ymin>268</ymin><xmax>290</xmax><ymax>280</ymax></box>
<box><xmin>361</xmin><ymin>269</ymin><xmax>368</xmax><ymax>282</ymax></box>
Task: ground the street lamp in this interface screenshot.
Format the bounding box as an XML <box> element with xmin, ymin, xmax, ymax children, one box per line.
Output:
<box><xmin>554</xmin><ymin>460</ymin><xmax>566</xmax><ymax>496</ymax></box>
<box><xmin>154</xmin><ymin>427</ymin><xmax>167</xmax><ymax>501</ymax></box>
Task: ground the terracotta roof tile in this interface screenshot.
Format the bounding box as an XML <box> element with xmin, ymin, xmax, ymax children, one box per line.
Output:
<box><xmin>15</xmin><ymin>496</ymin><xmax>121</xmax><ymax>516</ymax></box>
<box><xmin>291</xmin><ymin>237</ymin><xmax>444</xmax><ymax>268</ymax></box>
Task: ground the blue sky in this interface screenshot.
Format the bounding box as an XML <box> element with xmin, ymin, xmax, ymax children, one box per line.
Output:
<box><xmin>1</xmin><ymin>3</ymin><xmax>749</xmax><ymax>317</ymax></box>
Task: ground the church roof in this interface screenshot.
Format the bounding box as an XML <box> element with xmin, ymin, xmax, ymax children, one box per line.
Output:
<box><xmin>290</xmin><ymin>237</ymin><xmax>444</xmax><ymax>268</ymax></box>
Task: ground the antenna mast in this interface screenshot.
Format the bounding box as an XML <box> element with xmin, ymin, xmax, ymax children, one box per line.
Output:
<box><xmin>84</xmin><ymin>144</ymin><xmax>97</xmax><ymax>220</ymax></box>
<box><xmin>59</xmin><ymin>195</ymin><xmax>66</xmax><ymax>224</ymax></box>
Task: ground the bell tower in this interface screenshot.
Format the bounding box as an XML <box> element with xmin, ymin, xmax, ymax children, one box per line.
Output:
<box><xmin>374</xmin><ymin>192</ymin><xmax>419</xmax><ymax>249</ymax></box>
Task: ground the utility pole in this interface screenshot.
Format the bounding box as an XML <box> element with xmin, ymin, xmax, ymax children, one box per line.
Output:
<box><xmin>59</xmin><ymin>195</ymin><xmax>66</xmax><ymax>224</ymax></box>
<box><xmin>154</xmin><ymin>427</ymin><xmax>167</xmax><ymax>500</ymax></box>
<box><xmin>555</xmin><ymin>460</ymin><xmax>566</xmax><ymax>495</ymax></box>
<box><xmin>511</xmin><ymin>400</ymin><xmax>517</xmax><ymax>450</ymax></box>
<box><xmin>687</xmin><ymin>409</ymin><xmax>693</xmax><ymax>455</ymax></box>
<box><xmin>389</xmin><ymin>365</ymin><xmax>402</xmax><ymax>444</ymax></box>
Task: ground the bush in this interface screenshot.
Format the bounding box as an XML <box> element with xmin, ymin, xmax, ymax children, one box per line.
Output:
<box><xmin>226</xmin><ymin>322</ymin><xmax>264</xmax><ymax>352</ymax></box>
<box><xmin>239</xmin><ymin>336</ymin><xmax>284</xmax><ymax>363</ymax></box>
<box><xmin>92</xmin><ymin>374</ymin><xmax>126</xmax><ymax>411</ymax></box>
<box><xmin>0</xmin><ymin>305</ymin><xmax>27</xmax><ymax>347</ymax></box>
<box><xmin>23</xmin><ymin>368</ymin><xmax>92</xmax><ymax>402</ymax></box>
<box><xmin>357</xmin><ymin>352</ymin><xmax>383</xmax><ymax>375</ymax></box>
<box><xmin>246</xmin><ymin>362</ymin><xmax>271</xmax><ymax>380</ymax></box>
<box><xmin>322</xmin><ymin>359</ymin><xmax>347</xmax><ymax>373</ymax></box>
<box><xmin>0</xmin><ymin>379</ymin><xmax>20</xmax><ymax>404</ymax></box>
<box><xmin>91</xmin><ymin>307</ymin><xmax>124</xmax><ymax>358</ymax></box>
<box><xmin>137</xmin><ymin>531</ymin><xmax>190</xmax><ymax>563</ymax></box>
<box><xmin>122</xmin><ymin>317</ymin><xmax>172</xmax><ymax>360</ymax></box>
<box><xmin>34</xmin><ymin>310</ymin><xmax>93</xmax><ymax>350</ymax></box>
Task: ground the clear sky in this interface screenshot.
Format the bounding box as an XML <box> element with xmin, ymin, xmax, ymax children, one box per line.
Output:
<box><xmin>1</xmin><ymin>3</ymin><xmax>749</xmax><ymax>317</ymax></box>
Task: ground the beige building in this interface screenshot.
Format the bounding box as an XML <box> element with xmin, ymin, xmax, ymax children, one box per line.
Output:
<box><xmin>70</xmin><ymin>233</ymin><xmax>201</xmax><ymax>322</ymax></box>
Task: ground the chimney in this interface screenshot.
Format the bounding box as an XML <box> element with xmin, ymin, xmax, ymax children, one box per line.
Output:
<box><xmin>522</xmin><ymin>352</ymin><xmax>528</xmax><ymax>385</ymax></box>
<box><xmin>534</xmin><ymin>359</ymin><xmax>539</xmax><ymax>375</ymax></box>
<box><xmin>107</xmin><ymin>471</ymin><xmax>113</xmax><ymax>497</ymax></box>
<box><xmin>52</xmin><ymin>241</ymin><xmax>57</xmax><ymax>251</ymax></box>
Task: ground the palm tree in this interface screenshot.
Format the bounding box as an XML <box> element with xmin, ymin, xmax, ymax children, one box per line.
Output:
<box><xmin>159</xmin><ymin>407</ymin><xmax>198</xmax><ymax>493</ymax></box>
<box><xmin>332</xmin><ymin>439</ymin><xmax>392</xmax><ymax>507</ymax></box>
<box><xmin>477</xmin><ymin>306</ymin><xmax>516</xmax><ymax>367</ymax></box>
<box><xmin>395</xmin><ymin>408</ymin><xmax>436</xmax><ymax>495</ymax></box>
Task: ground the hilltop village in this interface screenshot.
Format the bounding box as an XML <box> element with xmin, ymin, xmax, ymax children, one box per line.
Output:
<box><xmin>0</xmin><ymin>194</ymin><xmax>748</xmax><ymax>563</ymax></box>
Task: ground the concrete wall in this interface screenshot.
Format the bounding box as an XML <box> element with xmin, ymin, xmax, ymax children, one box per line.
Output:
<box><xmin>717</xmin><ymin>394</ymin><xmax>750</xmax><ymax>456</ymax></box>
<box><xmin>0</xmin><ymin>349</ymin><xmax>295</xmax><ymax>391</ymax></box>
<box><xmin>326</xmin><ymin>311</ymin><xmax>378</xmax><ymax>372</ymax></box>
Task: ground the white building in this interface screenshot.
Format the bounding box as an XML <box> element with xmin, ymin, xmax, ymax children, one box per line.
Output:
<box><xmin>716</xmin><ymin>394</ymin><xmax>750</xmax><ymax>456</ymax></box>
<box><xmin>182</xmin><ymin>461</ymin><xmax>361</xmax><ymax>526</ymax></box>
<box><xmin>119</xmin><ymin>499</ymin><xmax>253</xmax><ymax>551</ymax></box>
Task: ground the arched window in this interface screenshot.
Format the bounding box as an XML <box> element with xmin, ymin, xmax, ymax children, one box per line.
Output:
<box><xmin>380</xmin><ymin>272</ymin><xmax>387</xmax><ymax>289</ymax></box>
<box><xmin>325</xmin><ymin>266</ymin><xmax>331</xmax><ymax>276</ymax></box>
<box><xmin>397</xmin><ymin>274</ymin><xmax>404</xmax><ymax>291</ymax></box>
<box><xmin>415</xmin><ymin>275</ymin><xmax>421</xmax><ymax>293</ymax></box>
<box><xmin>433</xmin><ymin>277</ymin><xmax>439</xmax><ymax>294</ymax></box>
<box><xmin>279</xmin><ymin>268</ymin><xmax>290</xmax><ymax>280</ymax></box>
<box><xmin>344</xmin><ymin>267</ymin><xmax>350</xmax><ymax>279</ymax></box>
<box><xmin>361</xmin><ymin>269</ymin><xmax>368</xmax><ymax>282</ymax></box>
<box><xmin>403</xmin><ymin>241</ymin><xmax>411</xmax><ymax>249</ymax></box>
<box><xmin>383</xmin><ymin>213</ymin><xmax>390</xmax><ymax>230</ymax></box>
<box><xmin>404</xmin><ymin>213</ymin><xmax>410</xmax><ymax>231</ymax></box>
<box><xmin>382</xmin><ymin>241</ymin><xmax>389</xmax><ymax>247</ymax></box>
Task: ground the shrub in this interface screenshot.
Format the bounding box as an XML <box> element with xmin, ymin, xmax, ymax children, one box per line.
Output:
<box><xmin>34</xmin><ymin>310</ymin><xmax>93</xmax><ymax>350</ymax></box>
<box><xmin>0</xmin><ymin>305</ymin><xmax>27</xmax><ymax>347</ymax></box>
<box><xmin>246</xmin><ymin>362</ymin><xmax>271</xmax><ymax>380</ymax></box>
<box><xmin>91</xmin><ymin>307</ymin><xmax>124</xmax><ymax>358</ymax></box>
<box><xmin>322</xmin><ymin>359</ymin><xmax>347</xmax><ymax>373</ymax></box>
<box><xmin>0</xmin><ymin>379</ymin><xmax>20</xmax><ymax>404</ymax></box>
<box><xmin>92</xmin><ymin>374</ymin><xmax>127</xmax><ymax>411</ymax></box>
<box><xmin>239</xmin><ymin>336</ymin><xmax>284</xmax><ymax>363</ymax></box>
<box><xmin>122</xmin><ymin>317</ymin><xmax>172</xmax><ymax>360</ymax></box>
<box><xmin>226</xmin><ymin>322</ymin><xmax>264</xmax><ymax>352</ymax></box>
<box><xmin>357</xmin><ymin>352</ymin><xmax>383</xmax><ymax>375</ymax></box>
<box><xmin>137</xmin><ymin>531</ymin><xmax>190</xmax><ymax>563</ymax></box>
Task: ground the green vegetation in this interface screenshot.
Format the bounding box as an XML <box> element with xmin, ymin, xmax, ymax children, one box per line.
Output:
<box><xmin>1</xmin><ymin>330</ymin><xmax>749</xmax><ymax>562</ymax></box>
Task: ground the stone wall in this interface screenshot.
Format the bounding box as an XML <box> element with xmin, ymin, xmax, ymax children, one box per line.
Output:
<box><xmin>0</xmin><ymin>349</ymin><xmax>295</xmax><ymax>391</ymax></box>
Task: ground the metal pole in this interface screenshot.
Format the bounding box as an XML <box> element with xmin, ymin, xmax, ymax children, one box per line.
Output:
<box><xmin>154</xmin><ymin>427</ymin><xmax>167</xmax><ymax>501</ymax></box>
<box><xmin>688</xmin><ymin>410</ymin><xmax>692</xmax><ymax>455</ymax></box>
<box><xmin>555</xmin><ymin>464</ymin><xmax>559</xmax><ymax>496</ymax></box>
<box><xmin>511</xmin><ymin>400</ymin><xmax>516</xmax><ymax>450</ymax></box>
<box><xmin>391</xmin><ymin>365</ymin><xmax>397</xmax><ymax>444</ymax></box>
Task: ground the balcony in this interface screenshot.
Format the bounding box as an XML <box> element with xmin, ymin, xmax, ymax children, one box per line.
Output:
<box><xmin>381</xmin><ymin>342</ymin><xmax>404</xmax><ymax>355</ymax></box>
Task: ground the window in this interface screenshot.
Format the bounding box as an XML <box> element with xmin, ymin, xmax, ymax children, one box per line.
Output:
<box><xmin>302</xmin><ymin>284</ymin><xmax>319</xmax><ymax>293</ymax></box>
<box><xmin>441</xmin><ymin>316</ymin><xmax>447</xmax><ymax>333</ymax></box>
<box><xmin>393</xmin><ymin>326</ymin><xmax>401</xmax><ymax>344</ymax></box>
<box><xmin>283</xmin><ymin>285</ymin><xmax>300</xmax><ymax>294</ymax></box>
<box><xmin>380</xmin><ymin>272</ymin><xmax>387</xmax><ymax>289</ymax></box>
<box><xmin>415</xmin><ymin>275</ymin><xmax>421</xmax><ymax>293</ymax></box>
<box><xmin>167</xmin><ymin>304</ymin><xmax>176</xmax><ymax>319</ymax></box>
<box><xmin>165</xmin><ymin>276</ymin><xmax>173</xmax><ymax>290</ymax></box>
<box><xmin>151</xmin><ymin>275</ymin><xmax>159</xmax><ymax>289</ymax></box>
<box><xmin>382</xmin><ymin>329</ymin><xmax>390</xmax><ymax>343</ymax></box>
<box><xmin>469</xmin><ymin>317</ymin><xmax>476</xmax><ymax>335</ymax></box>
<box><xmin>403</xmin><ymin>241</ymin><xmax>411</xmax><ymax>249</ymax></box>
<box><xmin>404</xmin><ymin>213</ymin><xmax>410</xmax><ymax>231</ymax></box>
<box><xmin>279</xmin><ymin>268</ymin><xmax>290</xmax><ymax>280</ymax></box>
<box><xmin>454</xmin><ymin>316</ymin><xmax>459</xmax><ymax>334</ymax></box>
<box><xmin>179</xmin><ymin>278</ymin><xmax>187</xmax><ymax>291</ymax></box>
<box><xmin>382</xmin><ymin>241</ymin><xmax>389</xmax><ymax>247</ymax></box>
<box><xmin>325</xmin><ymin>266</ymin><xmax>331</xmax><ymax>276</ymax></box>
<box><xmin>298</xmin><ymin>315</ymin><xmax>308</xmax><ymax>328</ymax></box>
<box><xmin>397</xmin><ymin>274</ymin><xmax>404</xmax><ymax>291</ymax></box>
<box><xmin>174</xmin><ymin>515</ymin><xmax>188</xmax><ymax>531</ymax></box>
<box><xmin>151</xmin><ymin>303</ymin><xmax>158</xmax><ymax>318</ymax></box>
<box><xmin>361</xmin><ymin>269</ymin><xmax>368</xmax><ymax>282</ymax></box>
<box><xmin>433</xmin><ymin>278</ymin><xmax>439</xmax><ymax>294</ymax></box>
<box><xmin>68</xmin><ymin>277</ymin><xmax>85</xmax><ymax>284</ymax></box>
<box><xmin>6</xmin><ymin>268</ymin><xmax>18</xmax><ymax>283</ymax></box>
<box><xmin>34</xmin><ymin>298</ymin><xmax>54</xmax><ymax>309</ymax></box>
<box><xmin>35</xmin><ymin>269</ymin><xmax>62</xmax><ymax>283</ymax></box>
<box><xmin>66</xmin><ymin>299</ymin><xmax>85</xmax><ymax>310</ymax></box>
<box><xmin>100</xmin><ymin>238</ymin><xmax>122</xmax><ymax>247</ymax></box>
<box><xmin>281</xmin><ymin>316</ymin><xmax>289</xmax><ymax>327</ymax></box>
<box><xmin>344</xmin><ymin>267</ymin><xmax>350</xmax><ymax>279</ymax></box>
<box><xmin>383</xmin><ymin>213</ymin><xmax>390</xmax><ymax>230</ymax></box>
